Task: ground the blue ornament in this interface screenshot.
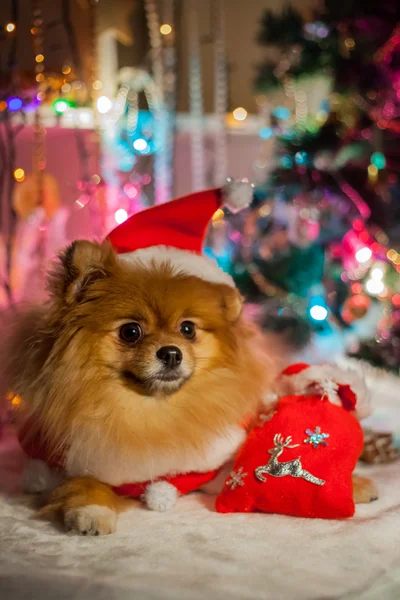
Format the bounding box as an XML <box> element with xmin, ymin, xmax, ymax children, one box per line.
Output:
<box><xmin>128</xmin><ymin>110</ymin><xmax>155</xmax><ymax>155</ymax></box>
<box><xmin>304</xmin><ymin>426</ymin><xmax>329</xmax><ymax>449</ymax></box>
<box><xmin>272</xmin><ymin>106</ymin><xmax>291</xmax><ymax>120</ymax></box>
<box><xmin>204</xmin><ymin>245</ymin><xmax>232</xmax><ymax>273</ymax></box>
<box><xmin>295</xmin><ymin>151</ymin><xmax>308</xmax><ymax>165</ymax></box>
<box><xmin>280</xmin><ymin>155</ymin><xmax>293</xmax><ymax>169</ymax></box>
<box><xmin>259</xmin><ymin>126</ymin><xmax>273</xmax><ymax>140</ymax></box>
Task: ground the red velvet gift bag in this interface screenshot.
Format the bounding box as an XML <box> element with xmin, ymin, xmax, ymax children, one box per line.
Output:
<box><xmin>216</xmin><ymin>394</ymin><xmax>363</xmax><ymax>519</ymax></box>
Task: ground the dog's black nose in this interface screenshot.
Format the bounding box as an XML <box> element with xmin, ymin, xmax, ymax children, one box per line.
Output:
<box><xmin>156</xmin><ymin>346</ymin><xmax>183</xmax><ymax>368</ymax></box>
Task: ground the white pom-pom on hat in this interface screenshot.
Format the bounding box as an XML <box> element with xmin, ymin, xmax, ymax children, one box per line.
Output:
<box><xmin>222</xmin><ymin>177</ymin><xmax>254</xmax><ymax>214</ymax></box>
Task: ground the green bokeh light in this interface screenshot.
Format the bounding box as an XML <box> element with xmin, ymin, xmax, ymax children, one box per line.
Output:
<box><xmin>370</xmin><ymin>152</ymin><xmax>386</xmax><ymax>170</ymax></box>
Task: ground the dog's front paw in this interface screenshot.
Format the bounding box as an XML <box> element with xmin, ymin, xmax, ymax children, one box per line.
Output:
<box><xmin>353</xmin><ymin>474</ymin><xmax>379</xmax><ymax>504</ymax></box>
<box><xmin>64</xmin><ymin>505</ymin><xmax>117</xmax><ymax>536</ymax></box>
<box><xmin>143</xmin><ymin>482</ymin><xmax>178</xmax><ymax>512</ymax></box>
<box><xmin>36</xmin><ymin>477</ymin><xmax>120</xmax><ymax>535</ymax></box>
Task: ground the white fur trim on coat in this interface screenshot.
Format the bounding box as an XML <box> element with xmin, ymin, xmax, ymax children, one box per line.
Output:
<box><xmin>118</xmin><ymin>246</ymin><xmax>235</xmax><ymax>288</ymax></box>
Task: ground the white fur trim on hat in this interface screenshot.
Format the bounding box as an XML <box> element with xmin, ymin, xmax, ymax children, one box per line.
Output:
<box><xmin>118</xmin><ymin>246</ymin><xmax>236</xmax><ymax>288</ymax></box>
<box><xmin>277</xmin><ymin>364</ymin><xmax>371</xmax><ymax>420</ymax></box>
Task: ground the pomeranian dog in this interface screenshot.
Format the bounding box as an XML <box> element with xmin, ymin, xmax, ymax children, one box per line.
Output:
<box><xmin>2</xmin><ymin>240</ymin><xmax>377</xmax><ymax>535</ymax></box>
<box><xmin>3</xmin><ymin>240</ymin><xmax>276</xmax><ymax>534</ymax></box>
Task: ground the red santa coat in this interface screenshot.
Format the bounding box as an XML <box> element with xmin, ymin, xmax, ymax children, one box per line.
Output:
<box><xmin>18</xmin><ymin>419</ymin><xmax>220</xmax><ymax>497</ymax></box>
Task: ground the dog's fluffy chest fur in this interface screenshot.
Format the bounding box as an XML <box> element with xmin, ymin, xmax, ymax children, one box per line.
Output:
<box><xmin>65</xmin><ymin>425</ymin><xmax>247</xmax><ymax>485</ymax></box>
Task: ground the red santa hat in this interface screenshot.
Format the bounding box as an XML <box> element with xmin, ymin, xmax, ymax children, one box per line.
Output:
<box><xmin>107</xmin><ymin>179</ymin><xmax>253</xmax><ymax>287</ymax></box>
<box><xmin>277</xmin><ymin>362</ymin><xmax>371</xmax><ymax>420</ymax></box>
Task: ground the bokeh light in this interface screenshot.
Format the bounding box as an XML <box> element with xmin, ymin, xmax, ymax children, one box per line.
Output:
<box><xmin>232</xmin><ymin>107</ymin><xmax>247</xmax><ymax>121</ymax></box>
<box><xmin>115</xmin><ymin>209</ymin><xmax>128</xmax><ymax>224</ymax></box>
<box><xmin>97</xmin><ymin>96</ymin><xmax>112</xmax><ymax>114</ymax></box>
<box><xmin>355</xmin><ymin>247</ymin><xmax>372</xmax><ymax>263</ymax></box>
<box><xmin>14</xmin><ymin>168</ymin><xmax>25</xmax><ymax>182</ymax></box>
<box><xmin>160</xmin><ymin>24</ymin><xmax>172</xmax><ymax>35</ymax></box>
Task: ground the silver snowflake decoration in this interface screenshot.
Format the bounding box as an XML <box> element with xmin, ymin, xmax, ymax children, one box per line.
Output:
<box><xmin>226</xmin><ymin>466</ymin><xmax>248</xmax><ymax>490</ymax></box>
<box><xmin>304</xmin><ymin>426</ymin><xmax>329</xmax><ymax>449</ymax></box>
<box><xmin>317</xmin><ymin>378</ymin><xmax>338</xmax><ymax>400</ymax></box>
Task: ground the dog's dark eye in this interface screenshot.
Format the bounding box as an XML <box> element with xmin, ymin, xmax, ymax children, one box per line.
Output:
<box><xmin>180</xmin><ymin>321</ymin><xmax>196</xmax><ymax>340</ymax></box>
<box><xmin>119</xmin><ymin>322</ymin><xmax>142</xmax><ymax>344</ymax></box>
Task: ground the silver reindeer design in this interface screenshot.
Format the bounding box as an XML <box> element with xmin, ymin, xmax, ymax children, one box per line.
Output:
<box><xmin>255</xmin><ymin>434</ymin><xmax>325</xmax><ymax>486</ymax></box>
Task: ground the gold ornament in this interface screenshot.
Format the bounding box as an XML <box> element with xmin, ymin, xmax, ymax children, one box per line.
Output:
<box><xmin>342</xmin><ymin>294</ymin><xmax>371</xmax><ymax>324</ymax></box>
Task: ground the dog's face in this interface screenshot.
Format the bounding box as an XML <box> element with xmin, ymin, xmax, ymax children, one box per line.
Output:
<box><xmin>100</xmin><ymin>270</ymin><xmax>242</xmax><ymax>397</ymax></box>
<box><xmin>116</xmin><ymin>314</ymin><xmax>197</xmax><ymax>396</ymax></box>
<box><xmin>49</xmin><ymin>241</ymin><xmax>243</xmax><ymax>399</ymax></box>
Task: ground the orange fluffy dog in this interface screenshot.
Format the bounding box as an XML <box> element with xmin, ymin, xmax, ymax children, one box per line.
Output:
<box><xmin>3</xmin><ymin>237</ymin><xmax>377</xmax><ymax>535</ymax></box>
<box><xmin>4</xmin><ymin>240</ymin><xmax>275</xmax><ymax>534</ymax></box>
<box><xmin>1</xmin><ymin>176</ymin><xmax>376</xmax><ymax>535</ymax></box>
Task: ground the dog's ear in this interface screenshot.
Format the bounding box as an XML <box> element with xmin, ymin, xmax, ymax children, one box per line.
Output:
<box><xmin>219</xmin><ymin>285</ymin><xmax>243</xmax><ymax>323</ymax></box>
<box><xmin>48</xmin><ymin>240</ymin><xmax>117</xmax><ymax>304</ymax></box>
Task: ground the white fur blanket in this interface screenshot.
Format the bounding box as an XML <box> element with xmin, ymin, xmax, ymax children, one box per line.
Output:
<box><xmin>1</xmin><ymin>363</ymin><xmax>399</xmax><ymax>600</ymax></box>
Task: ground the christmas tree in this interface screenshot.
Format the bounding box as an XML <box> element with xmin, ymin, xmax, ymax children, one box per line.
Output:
<box><xmin>228</xmin><ymin>1</ymin><xmax>400</xmax><ymax>370</ymax></box>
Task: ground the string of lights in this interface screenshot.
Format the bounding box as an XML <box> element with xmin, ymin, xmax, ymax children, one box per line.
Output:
<box><xmin>188</xmin><ymin>0</ymin><xmax>206</xmax><ymax>192</ymax></box>
<box><xmin>213</xmin><ymin>0</ymin><xmax>228</xmax><ymax>187</ymax></box>
<box><xmin>160</xmin><ymin>0</ymin><xmax>176</xmax><ymax>202</ymax></box>
<box><xmin>0</xmin><ymin>0</ymin><xmax>20</xmax><ymax>304</ymax></box>
<box><xmin>30</xmin><ymin>0</ymin><xmax>48</xmax><ymax>290</ymax></box>
<box><xmin>144</xmin><ymin>0</ymin><xmax>172</xmax><ymax>204</ymax></box>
